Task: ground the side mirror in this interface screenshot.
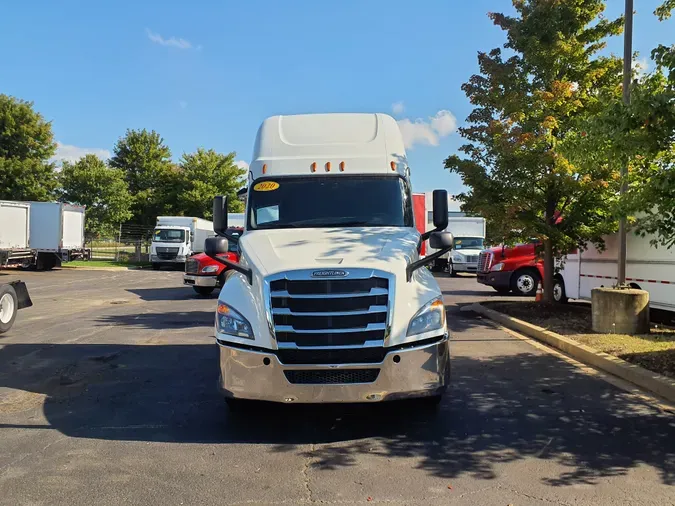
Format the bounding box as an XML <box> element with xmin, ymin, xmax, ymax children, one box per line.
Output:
<box><xmin>204</xmin><ymin>236</ymin><xmax>253</xmax><ymax>285</ymax></box>
<box><xmin>430</xmin><ymin>231</ymin><xmax>453</xmax><ymax>250</ymax></box>
<box><xmin>213</xmin><ymin>196</ymin><xmax>228</xmax><ymax>236</ymax></box>
<box><xmin>432</xmin><ymin>189</ymin><xmax>448</xmax><ymax>230</ymax></box>
<box><xmin>205</xmin><ymin>236</ymin><xmax>229</xmax><ymax>256</ymax></box>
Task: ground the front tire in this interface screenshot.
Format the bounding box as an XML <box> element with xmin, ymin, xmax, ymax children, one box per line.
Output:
<box><xmin>511</xmin><ymin>268</ymin><xmax>540</xmax><ymax>297</ymax></box>
<box><xmin>448</xmin><ymin>262</ymin><xmax>458</xmax><ymax>277</ymax></box>
<box><xmin>193</xmin><ymin>286</ymin><xmax>215</xmax><ymax>296</ymax></box>
<box><xmin>553</xmin><ymin>278</ymin><xmax>568</xmax><ymax>303</ymax></box>
<box><xmin>0</xmin><ymin>285</ymin><xmax>18</xmax><ymax>334</ymax></box>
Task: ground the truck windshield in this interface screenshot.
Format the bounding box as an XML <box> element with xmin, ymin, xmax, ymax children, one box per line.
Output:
<box><xmin>154</xmin><ymin>229</ymin><xmax>185</xmax><ymax>243</ymax></box>
<box><xmin>453</xmin><ymin>237</ymin><xmax>484</xmax><ymax>250</ymax></box>
<box><xmin>247</xmin><ymin>175</ymin><xmax>413</xmax><ymax>230</ymax></box>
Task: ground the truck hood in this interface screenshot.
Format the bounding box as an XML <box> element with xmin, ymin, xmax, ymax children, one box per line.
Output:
<box><xmin>240</xmin><ymin>227</ymin><xmax>419</xmax><ymax>276</ymax></box>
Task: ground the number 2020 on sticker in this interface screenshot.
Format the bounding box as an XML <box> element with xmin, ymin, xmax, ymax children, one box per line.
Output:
<box><xmin>253</xmin><ymin>181</ymin><xmax>279</xmax><ymax>192</ymax></box>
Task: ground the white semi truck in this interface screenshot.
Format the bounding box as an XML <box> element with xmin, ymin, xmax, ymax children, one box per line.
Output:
<box><xmin>151</xmin><ymin>216</ymin><xmax>214</xmax><ymax>269</ymax></box>
<box><xmin>203</xmin><ymin>113</ymin><xmax>455</xmax><ymax>409</ymax></box>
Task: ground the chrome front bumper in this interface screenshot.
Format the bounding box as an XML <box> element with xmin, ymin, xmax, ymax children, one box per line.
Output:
<box><xmin>453</xmin><ymin>263</ymin><xmax>478</xmax><ymax>272</ymax></box>
<box><xmin>184</xmin><ymin>274</ymin><xmax>218</xmax><ymax>287</ymax></box>
<box><xmin>217</xmin><ymin>337</ymin><xmax>450</xmax><ymax>403</ymax></box>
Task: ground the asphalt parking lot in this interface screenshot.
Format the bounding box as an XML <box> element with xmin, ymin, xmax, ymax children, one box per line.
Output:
<box><xmin>0</xmin><ymin>268</ymin><xmax>673</xmax><ymax>505</ymax></box>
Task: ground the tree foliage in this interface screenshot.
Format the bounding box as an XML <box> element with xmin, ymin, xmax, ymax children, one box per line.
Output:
<box><xmin>564</xmin><ymin>1</ymin><xmax>675</xmax><ymax>247</ymax></box>
<box><xmin>0</xmin><ymin>94</ymin><xmax>57</xmax><ymax>200</ymax></box>
<box><xmin>109</xmin><ymin>129</ymin><xmax>174</xmax><ymax>227</ymax></box>
<box><xmin>176</xmin><ymin>148</ymin><xmax>246</xmax><ymax>218</ymax></box>
<box><xmin>445</xmin><ymin>0</ymin><xmax>624</xmax><ymax>301</ymax></box>
<box><xmin>59</xmin><ymin>155</ymin><xmax>133</xmax><ymax>237</ymax></box>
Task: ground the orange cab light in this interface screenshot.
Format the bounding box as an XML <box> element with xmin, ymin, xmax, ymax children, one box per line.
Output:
<box><xmin>339</xmin><ymin>161</ymin><xmax>345</xmax><ymax>172</ymax></box>
<box><xmin>325</xmin><ymin>162</ymin><xmax>331</xmax><ymax>172</ymax></box>
<box><xmin>390</xmin><ymin>161</ymin><xmax>396</xmax><ymax>171</ymax></box>
<box><xmin>310</xmin><ymin>162</ymin><xmax>317</xmax><ymax>173</ymax></box>
<box><xmin>262</xmin><ymin>164</ymin><xmax>267</xmax><ymax>174</ymax></box>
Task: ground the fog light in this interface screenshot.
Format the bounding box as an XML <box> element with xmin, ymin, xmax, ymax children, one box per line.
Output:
<box><xmin>284</xmin><ymin>397</ymin><xmax>295</xmax><ymax>403</ymax></box>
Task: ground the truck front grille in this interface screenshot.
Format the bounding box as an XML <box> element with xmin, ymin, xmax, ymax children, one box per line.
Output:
<box><xmin>478</xmin><ymin>252</ymin><xmax>492</xmax><ymax>273</ymax></box>
<box><xmin>466</xmin><ymin>255</ymin><xmax>479</xmax><ymax>264</ymax></box>
<box><xmin>269</xmin><ymin>275</ymin><xmax>389</xmax><ymax>347</ymax></box>
<box><xmin>156</xmin><ymin>247</ymin><xmax>180</xmax><ymax>260</ymax></box>
<box><xmin>284</xmin><ymin>369</ymin><xmax>379</xmax><ymax>385</ymax></box>
<box><xmin>185</xmin><ymin>258</ymin><xmax>199</xmax><ymax>274</ymax></box>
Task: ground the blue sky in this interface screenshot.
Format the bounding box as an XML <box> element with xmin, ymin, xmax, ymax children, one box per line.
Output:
<box><xmin>1</xmin><ymin>1</ymin><xmax>672</xmax><ymax>193</ymax></box>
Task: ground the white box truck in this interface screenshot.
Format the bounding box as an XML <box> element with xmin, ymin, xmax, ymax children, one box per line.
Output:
<box><xmin>0</xmin><ymin>201</ymin><xmax>33</xmax><ymax>267</ymax></box>
<box><xmin>421</xmin><ymin>193</ymin><xmax>486</xmax><ymax>275</ymax></box>
<box><xmin>0</xmin><ymin>201</ymin><xmax>34</xmax><ymax>333</ymax></box>
<box><xmin>151</xmin><ymin>216</ymin><xmax>214</xmax><ymax>269</ymax></box>
<box><xmin>560</xmin><ymin>231</ymin><xmax>675</xmax><ymax>312</ymax></box>
<box><xmin>203</xmin><ymin>113</ymin><xmax>456</xmax><ymax>410</ymax></box>
<box><xmin>29</xmin><ymin>202</ymin><xmax>87</xmax><ymax>270</ymax></box>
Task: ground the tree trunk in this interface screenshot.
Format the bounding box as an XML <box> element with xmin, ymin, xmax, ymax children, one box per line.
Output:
<box><xmin>543</xmin><ymin>237</ymin><xmax>554</xmax><ymax>303</ymax></box>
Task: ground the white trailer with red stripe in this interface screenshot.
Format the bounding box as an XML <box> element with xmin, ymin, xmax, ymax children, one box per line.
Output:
<box><xmin>560</xmin><ymin>231</ymin><xmax>675</xmax><ymax>312</ymax></box>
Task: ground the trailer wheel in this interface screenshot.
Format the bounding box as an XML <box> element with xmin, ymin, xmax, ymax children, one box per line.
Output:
<box><xmin>0</xmin><ymin>284</ymin><xmax>18</xmax><ymax>334</ymax></box>
<box><xmin>511</xmin><ymin>268</ymin><xmax>540</xmax><ymax>297</ymax></box>
<box><xmin>553</xmin><ymin>277</ymin><xmax>568</xmax><ymax>303</ymax></box>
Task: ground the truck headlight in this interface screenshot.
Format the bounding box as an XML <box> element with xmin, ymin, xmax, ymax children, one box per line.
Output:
<box><xmin>451</xmin><ymin>253</ymin><xmax>464</xmax><ymax>263</ymax></box>
<box><xmin>216</xmin><ymin>303</ymin><xmax>254</xmax><ymax>339</ymax></box>
<box><xmin>407</xmin><ymin>297</ymin><xmax>446</xmax><ymax>337</ymax></box>
<box><xmin>490</xmin><ymin>263</ymin><xmax>505</xmax><ymax>272</ymax></box>
<box><xmin>201</xmin><ymin>265</ymin><xmax>219</xmax><ymax>274</ymax></box>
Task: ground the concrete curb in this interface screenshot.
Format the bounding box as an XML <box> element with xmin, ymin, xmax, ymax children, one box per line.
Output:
<box><xmin>469</xmin><ymin>303</ymin><xmax>675</xmax><ymax>404</ymax></box>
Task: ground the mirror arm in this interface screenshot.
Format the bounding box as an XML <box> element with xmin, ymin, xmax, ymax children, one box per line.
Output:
<box><xmin>406</xmin><ymin>245</ymin><xmax>453</xmax><ymax>282</ymax></box>
<box><xmin>216</xmin><ymin>230</ymin><xmax>240</xmax><ymax>244</ymax></box>
<box><xmin>206</xmin><ymin>253</ymin><xmax>253</xmax><ymax>285</ymax></box>
<box><xmin>417</xmin><ymin>226</ymin><xmax>445</xmax><ymax>252</ymax></box>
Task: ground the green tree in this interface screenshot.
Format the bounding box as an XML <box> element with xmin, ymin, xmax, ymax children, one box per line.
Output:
<box><xmin>59</xmin><ymin>154</ymin><xmax>133</xmax><ymax>237</ymax></box>
<box><xmin>176</xmin><ymin>148</ymin><xmax>246</xmax><ymax>218</ymax></box>
<box><xmin>0</xmin><ymin>94</ymin><xmax>57</xmax><ymax>200</ymax></box>
<box><xmin>109</xmin><ymin>128</ymin><xmax>174</xmax><ymax>226</ymax></box>
<box><xmin>445</xmin><ymin>0</ymin><xmax>624</xmax><ymax>302</ymax></box>
<box><xmin>566</xmin><ymin>1</ymin><xmax>675</xmax><ymax>247</ymax></box>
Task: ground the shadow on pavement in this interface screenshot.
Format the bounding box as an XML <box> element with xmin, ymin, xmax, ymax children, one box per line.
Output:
<box><xmin>96</xmin><ymin>310</ymin><xmax>215</xmax><ymax>330</ymax></box>
<box><xmin>127</xmin><ymin>287</ymin><xmax>206</xmax><ymax>302</ymax></box>
<box><xmin>0</xmin><ymin>341</ymin><xmax>673</xmax><ymax>487</ymax></box>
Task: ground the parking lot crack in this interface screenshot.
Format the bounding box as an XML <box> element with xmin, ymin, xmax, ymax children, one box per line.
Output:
<box><xmin>302</xmin><ymin>443</ymin><xmax>316</xmax><ymax>503</ymax></box>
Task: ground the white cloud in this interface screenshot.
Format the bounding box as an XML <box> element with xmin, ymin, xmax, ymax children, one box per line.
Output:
<box><xmin>235</xmin><ymin>160</ymin><xmax>249</xmax><ymax>170</ymax></box>
<box><xmin>396</xmin><ymin>110</ymin><xmax>458</xmax><ymax>149</ymax></box>
<box><xmin>179</xmin><ymin>101</ymin><xmax>188</xmax><ymax>109</ymax></box>
<box><xmin>52</xmin><ymin>142</ymin><xmax>111</xmax><ymax>164</ymax></box>
<box><xmin>635</xmin><ymin>57</ymin><xmax>651</xmax><ymax>76</ymax></box>
<box><xmin>146</xmin><ymin>29</ymin><xmax>193</xmax><ymax>49</ymax></box>
<box><xmin>391</xmin><ymin>101</ymin><xmax>405</xmax><ymax>115</ymax></box>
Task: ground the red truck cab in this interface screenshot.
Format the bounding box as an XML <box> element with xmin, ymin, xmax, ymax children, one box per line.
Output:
<box><xmin>477</xmin><ymin>242</ymin><xmax>543</xmax><ymax>296</ymax></box>
<box><xmin>183</xmin><ymin>227</ymin><xmax>243</xmax><ymax>296</ymax></box>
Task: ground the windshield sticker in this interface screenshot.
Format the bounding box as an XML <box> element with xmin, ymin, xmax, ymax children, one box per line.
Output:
<box><xmin>253</xmin><ymin>181</ymin><xmax>279</xmax><ymax>192</ymax></box>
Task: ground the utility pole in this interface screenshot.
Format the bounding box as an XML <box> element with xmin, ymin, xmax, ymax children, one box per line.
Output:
<box><xmin>618</xmin><ymin>0</ymin><xmax>633</xmax><ymax>286</ymax></box>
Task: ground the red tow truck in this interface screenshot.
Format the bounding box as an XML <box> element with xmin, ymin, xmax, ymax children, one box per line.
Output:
<box><xmin>477</xmin><ymin>242</ymin><xmax>566</xmax><ymax>301</ymax></box>
<box><xmin>183</xmin><ymin>227</ymin><xmax>243</xmax><ymax>296</ymax></box>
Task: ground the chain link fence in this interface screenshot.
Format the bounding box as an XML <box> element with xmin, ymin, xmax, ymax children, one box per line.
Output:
<box><xmin>86</xmin><ymin>224</ymin><xmax>154</xmax><ymax>263</ymax></box>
